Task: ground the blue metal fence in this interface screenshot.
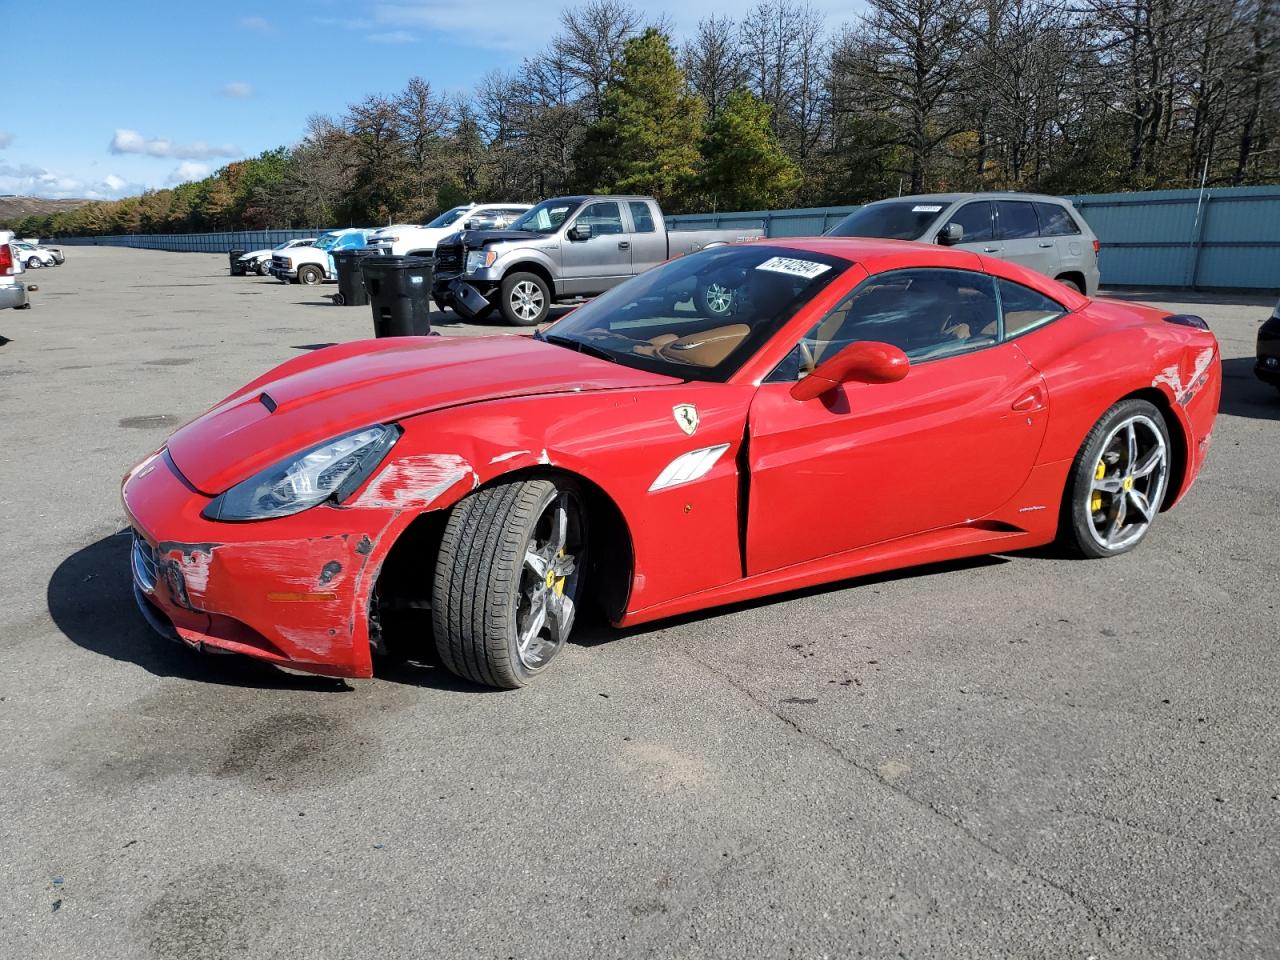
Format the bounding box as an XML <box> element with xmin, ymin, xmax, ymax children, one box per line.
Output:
<box><xmin>54</xmin><ymin>228</ymin><xmax>324</xmax><ymax>253</ymax></box>
<box><xmin>51</xmin><ymin>186</ymin><xmax>1280</xmax><ymax>288</ymax></box>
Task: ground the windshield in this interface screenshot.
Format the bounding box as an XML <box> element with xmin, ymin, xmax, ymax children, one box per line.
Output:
<box><xmin>539</xmin><ymin>245</ymin><xmax>848</xmax><ymax>382</ymax></box>
<box><xmin>826</xmin><ymin>201</ymin><xmax>949</xmax><ymax>241</ymax></box>
<box><xmin>313</xmin><ymin>233</ymin><xmax>344</xmax><ymax>251</ymax></box>
<box><xmin>512</xmin><ymin>199</ymin><xmax>581</xmax><ymax>234</ymax></box>
<box><xmin>426</xmin><ymin>207</ymin><xmax>469</xmax><ymax>229</ymax></box>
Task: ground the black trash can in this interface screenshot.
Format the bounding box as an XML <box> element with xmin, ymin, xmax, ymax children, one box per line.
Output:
<box><xmin>229</xmin><ymin>248</ymin><xmax>247</xmax><ymax>276</ymax></box>
<box><xmin>361</xmin><ymin>255</ymin><xmax>433</xmax><ymax>337</ymax></box>
<box><xmin>332</xmin><ymin>249</ymin><xmax>374</xmax><ymax>306</ymax></box>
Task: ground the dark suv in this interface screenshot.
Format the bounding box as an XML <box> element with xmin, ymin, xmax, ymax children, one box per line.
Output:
<box><xmin>1256</xmin><ymin>298</ymin><xmax>1280</xmax><ymax>394</ymax></box>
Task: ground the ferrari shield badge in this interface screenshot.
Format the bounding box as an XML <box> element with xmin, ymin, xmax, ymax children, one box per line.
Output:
<box><xmin>673</xmin><ymin>403</ymin><xmax>699</xmax><ymax>435</ymax></box>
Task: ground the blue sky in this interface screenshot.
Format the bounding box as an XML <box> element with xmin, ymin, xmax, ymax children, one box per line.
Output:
<box><xmin>0</xmin><ymin>0</ymin><xmax>859</xmax><ymax>201</ymax></box>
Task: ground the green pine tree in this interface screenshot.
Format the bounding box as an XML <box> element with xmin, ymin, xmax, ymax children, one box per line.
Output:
<box><xmin>698</xmin><ymin>90</ymin><xmax>800</xmax><ymax>212</ymax></box>
<box><xmin>576</xmin><ymin>28</ymin><xmax>704</xmax><ymax>208</ymax></box>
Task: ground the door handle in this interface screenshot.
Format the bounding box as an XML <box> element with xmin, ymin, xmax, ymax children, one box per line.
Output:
<box><xmin>618</xmin><ymin>241</ymin><xmax>631</xmax><ymax>250</ymax></box>
<box><xmin>1012</xmin><ymin>388</ymin><xmax>1046</xmax><ymax>412</ymax></box>
<box><xmin>983</xmin><ymin>246</ymin><xmax>1000</xmax><ymax>253</ymax></box>
<box><xmin>1038</xmin><ymin>241</ymin><xmax>1054</xmax><ymax>248</ymax></box>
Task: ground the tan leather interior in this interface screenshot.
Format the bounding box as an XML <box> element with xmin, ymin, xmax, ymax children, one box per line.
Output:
<box><xmin>1005</xmin><ymin>309</ymin><xmax>1055</xmax><ymax>336</ymax></box>
<box><xmin>651</xmin><ymin>324</ymin><xmax>750</xmax><ymax>367</ymax></box>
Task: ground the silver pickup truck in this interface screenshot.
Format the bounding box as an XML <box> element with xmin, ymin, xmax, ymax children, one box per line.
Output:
<box><xmin>432</xmin><ymin>195</ymin><xmax>764</xmax><ymax>326</ymax></box>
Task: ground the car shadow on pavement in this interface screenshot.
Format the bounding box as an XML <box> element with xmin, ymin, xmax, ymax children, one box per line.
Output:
<box><xmin>47</xmin><ymin>532</ymin><xmax>353</xmax><ymax>691</ymax></box>
<box><xmin>1219</xmin><ymin>357</ymin><xmax>1280</xmax><ymax>421</ymax></box>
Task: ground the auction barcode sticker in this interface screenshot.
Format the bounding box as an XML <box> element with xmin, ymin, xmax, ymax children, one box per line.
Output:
<box><xmin>912</xmin><ymin>205</ymin><xmax>944</xmax><ymax>212</ymax></box>
<box><xmin>755</xmin><ymin>256</ymin><xmax>832</xmax><ymax>279</ymax></box>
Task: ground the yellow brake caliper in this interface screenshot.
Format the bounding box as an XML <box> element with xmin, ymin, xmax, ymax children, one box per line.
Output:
<box><xmin>552</xmin><ymin>548</ymin><xmax>567</xmax><ymax>596</ymax></box>
<box><xmin>1091</xmin><ymin>460</ymin><xmax>1105</xmax><ymax>513</ymax></box>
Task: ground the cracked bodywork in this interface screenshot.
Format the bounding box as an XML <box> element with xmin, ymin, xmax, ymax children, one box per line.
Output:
<box><xmin>122</xmin><ymin>238</ymin><xmax>1221</xmax><ymax>678</ymax></box>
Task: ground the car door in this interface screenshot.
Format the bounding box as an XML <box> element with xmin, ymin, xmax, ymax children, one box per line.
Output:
<box><xmin>626</xmin><ymin>200</ymin><xmax>668</xmax><ymax>276</ymax></box>
<box><xmin>559</xmin><ymin>200</ymin><xmax>632</xmax><ymax>296</ymax></box>
<box><xmin>994</xmin><ymin>200</ymin><xmax>1057</xmax><ymax>278</ymax></box>
<box><xmin>941</xmin><ymin>201</ymin><xmax>998</xmax><ymax>256</ymax></box>
<box><xmin>744</xmin><ymin>267</ymin><xmax>1048</xmax><ymax>576</ymax></box>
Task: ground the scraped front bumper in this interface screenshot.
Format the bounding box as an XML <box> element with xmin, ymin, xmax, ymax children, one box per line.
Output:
<box><xmin>122</xmin><ymin>450</ymin><xmax>395</xmax><ymax>678</ymax></box>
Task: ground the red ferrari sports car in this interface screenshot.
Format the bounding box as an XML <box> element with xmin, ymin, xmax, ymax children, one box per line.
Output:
<box><xmin>123</xmin><ymin>238</ymin><xmax>1220</xmax><ymax>688</ymax></box>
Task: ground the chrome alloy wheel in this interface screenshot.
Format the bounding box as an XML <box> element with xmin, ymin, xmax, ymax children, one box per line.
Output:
<box><xmin>510</xmin><ymin>280</ymin><xmax>545</xmax><ymax>323</ymax></box>
<box><xmin>1085</xmin><ymin>414</ymin><xmax>1168</xmax><ymax>552</ymax></box>
<box><xmin>705</xmin><ymin>282</ymin><xmax>733</xmax><ymax>314</ymax></box>
<box><xmin>517</xmin><ymin>492</ymin><xmax>584</xmax><ymax>669</ymax></box>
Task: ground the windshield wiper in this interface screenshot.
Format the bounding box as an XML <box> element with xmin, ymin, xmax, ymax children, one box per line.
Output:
<box><xmin>538</xmin><ymin>333</ymin><xmax>618</xmax><ymax>364</ymax></box>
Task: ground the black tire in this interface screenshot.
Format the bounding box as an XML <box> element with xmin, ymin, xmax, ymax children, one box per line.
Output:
<box><xmin>298</xmin><ymin>265</ymin><xmax>323</xmax><ymax>286</ymax></box>
<box><xmin>432</xmin><ymin>477</ymin><xmax>587</xmax><ymax>688</ymax></box>
<box><xmin>694</xmin><ymin>277</ymin><xmax>736</xmax><ymax>319</ymax></box>
<box><xmin>1060</xmin><ymin>398</ymin><xmax>1171</xmax><ymax>559</ymax></box>
<box><xmin>499</xmin><ymin>271</ymin><xmax>551</xmax><ymax>327</ymax></box>
<box><xmin>1057</xmin><ymin>275</ymin><xmax>1085</xmax><ymax>295</ymax></box>
<box><xmin>26</xmin><ymin>257</ymin><xmax>42</xmax><ymax>269</ymax></box>
<box><xmin>256</xmin><ymin>260</ymin><xmax>271</xmax><ymax>276</ymax></box>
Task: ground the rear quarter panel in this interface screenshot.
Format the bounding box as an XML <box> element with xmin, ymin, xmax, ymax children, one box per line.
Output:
<box><xmin>1011</xmin><ymin>297</ymin><xmax>1219</xmax><ymax>507</ymax></box>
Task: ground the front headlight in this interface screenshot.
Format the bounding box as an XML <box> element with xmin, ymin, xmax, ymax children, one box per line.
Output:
<box><xmin>379</xmin><ymin>236</ymin><xmax>398</xmax><ymax>243</ymax></box>
<box><xmin>201</xmin><ymin>424</ymin><xmax>401</xmax><ymax>521</ymax></box>
<box><xmin>466</xmin><ymin>249</ymin><xmax>497</xmax><ymax>274</ymax></box>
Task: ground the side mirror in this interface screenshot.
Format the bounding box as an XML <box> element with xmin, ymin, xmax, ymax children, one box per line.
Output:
<box><xmin>938</xmin><ymin>222</ymin><xmax>964</xmax><ymax>245</ymax></box>
<box><xmin>790</xmin><ymin>341</ymin><xmax>909</xmax><ymax>401</ymax></box>
<box><xmin>568</xmin><ymin>223</ymin><xmax>593</xmax><ymax>242</ymax></box>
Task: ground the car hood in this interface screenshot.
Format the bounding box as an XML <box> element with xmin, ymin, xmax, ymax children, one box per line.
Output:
<box><xmin>240</xmin><ymin>248</ymin><xmax>273</xmax><ymax>259</ymax></box>
<box><xmin>453</xmin><ymin>229</ymin><xmax>543</xmax><ymax>251</ymax></box>
<box><xmin>166</xmin><ymin>335</ymin><xmax>679</xmax><ymax>494</ymax></box>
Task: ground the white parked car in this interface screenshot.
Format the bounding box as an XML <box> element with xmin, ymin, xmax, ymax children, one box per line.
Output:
<box><xmin>238</xmin><ymin>238</ymin><xmax>315</xmax><ymax>276</ymax></box>
<box><xmin>366</xmin><ymin>203</ymin><xmax>531</xmax><ymax>258</ymax></box>
<box><xmin>0</xmin><ymin>230</ymin><xmax>30</xmax><ymax>310</ymax></box>
<box><xmin>12</xmin><ymin>242</ymin><xmax>58</xmax><ymax>269</ymax></box>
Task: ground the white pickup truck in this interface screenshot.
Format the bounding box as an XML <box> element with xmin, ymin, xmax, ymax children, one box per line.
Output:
<box><xmin>271</xmin><ymin>229</ymin><xmax>372</xmax><ymax>285</ymax></box>
<box><xmin>365</xmin><ymin>203</ymin><xmax>530</xmax><ymax>258</ymax></box>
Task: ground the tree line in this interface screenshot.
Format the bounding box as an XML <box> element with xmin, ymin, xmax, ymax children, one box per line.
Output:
<box><xmin>9</xmin><ymin>0</ymin><xmax>1278</xmax><ymax>238</ymax></box>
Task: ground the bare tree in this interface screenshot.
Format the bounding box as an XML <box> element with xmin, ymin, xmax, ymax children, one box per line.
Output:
<box><xmin>682</xmin><ymin>14</ymin><xmax>747</xmax><ymax>120</ymax></box>
<box><xmin>833</xmin><ymin>0</ymin><xmax>974</xmax><ymax>193</ymax></box>
<box><xmin>552</xmin><ymin>0</ymin><xmax>648</xmax><ymax>120</ymax></box>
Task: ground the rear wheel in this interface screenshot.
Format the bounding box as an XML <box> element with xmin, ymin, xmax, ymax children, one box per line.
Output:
<box><xmin>1061</xmin><ymin>399</ymin><xmax>1170</xmax><ymax>558</ymax></box>
<box><xmin>298</xmin><ymin>265</ymin><xmax>323</xmax><ymax>285</ymax></box>
<box><xmin>432</xmin><ymin>477</ymin><xmax>587</xmax><ymax>688</ymax></box>
<box><xmin>1057</xmin><ymin>275</ymin><xmax>1084</xmax><ymax>294</ymax></box>
<box><xmin>499</xmin><ymin>272</ymin><xmax>550</xmax><ymax>326</ymax></box>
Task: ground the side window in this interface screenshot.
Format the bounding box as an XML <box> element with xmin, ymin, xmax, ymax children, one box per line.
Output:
<box><xmin>576</xmin><ymin>201</ymin><xmax>624</xmax><ymax>235</ymax></box>
<box><xmin>1034</xmin><ymin>202</ymin><xmax>1082</xmax><ymax>237</ymax></box>
<box><xmin>998</xmin><ymin>278</ymin><xmax>1066</xmax><ymax>338</ymax></box>
<box><xmin>628</xmin><ymin>201</ymin><xmax>656</xmax><ymax>233</ymax></box>
<box><xmin>995</xmin><ymin>201</ymin><xmax>1039</xmax><ymax>240</ymax></box>
<box><xmin>768</xmin><ymin>269</ymin><xmax>1000</xmax><ymax>381</ymax></box>
<box><xmin>944</xmin><ymin>202</ymin><xmax>993</xmax><ymax>243</ymax></box>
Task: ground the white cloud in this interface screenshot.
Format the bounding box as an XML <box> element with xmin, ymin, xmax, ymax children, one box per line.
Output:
<box><xmin>222</xmin><ymin>81</ymin><xmax>253</xmax><ymax>98</ymax></box>
<box><xmin>0</xmin><ymin>162</ymin><xmax>142</xmax><ymax>200</ymax></box>
<box><xmin>110</xmin><ymin>128</ymin><xmax>240</xmax><ymax>160</ymax></box>
<box><xmin>239</xmin><ymin>15</ymin><xmax>271</xmax><ymax>31</ymax></box>
<box><xmin>0</xmin><ymin>131</ymin><xmax>12</xmax><ymax>149</ymax></box>
<box><xmin>368</xmin><ymin>30</ymin><xmax>417</xmax><ymax>44</ymax></box>
<box><xmin>168</xmin><ymin>162</ymin><xmax>211</xmax><ymax>185</ymax></box>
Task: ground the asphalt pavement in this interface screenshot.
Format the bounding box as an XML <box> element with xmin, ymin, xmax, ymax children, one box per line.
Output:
<box><xmin>1</xmin><ymin>248</ymin><xmax>1277</xmax><ymax>959</ymax></box>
